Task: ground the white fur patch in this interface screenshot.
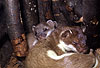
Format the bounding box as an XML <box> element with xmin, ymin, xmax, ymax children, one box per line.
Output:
<box><xmin>46</xmin><ymin>29</ymin><xmax>54</xmax><ymax>38</ymax></box>
<box><xmin>57</xmin><ymin>40</ymin><xmax>78</xmax><ymax>52</ymax></box>
<box><xmin>93</xmin><ymin>58</ymin><xmax>99</xmax><ymax>68</ymax></box>
<box><xmin>46</xmin><ymin>20</ymin><xmax>53</xmax><ymax>23</ymax></box>
<box><xmin>32</xmin><ymin>39</ymin><xmax>38</xmax><ymax>46</ymax></box>
<box><xmin>69</xmin><ymin>30</ymin><xmax>72</xmax><ymax>34</ymax></box>
<box><xmin>46</xmin><ymin>20</ymin><xmax>56</xmax><ymax>38</ymax></box>
<box><xmin>47</xmin><ymin>50</ymin><xmax>74</xmax><ymax>60</ymax></box>
<box><xmin>28</xmin><ymin>39</ymin><xmax>38</xmax><ymax>49</ymax></box>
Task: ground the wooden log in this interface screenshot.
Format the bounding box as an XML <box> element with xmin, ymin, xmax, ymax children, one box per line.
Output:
<box><xmin>20</xmin><ymin>0</ymin><xmax>39</xmax><ymax>33</ymax></box>
<box><xmin>83</xmin><ymin>0</ymin><xmax>99</xmax><ymax>48</ymax></box>
<box><xmin>5</xmin><ymin>0</ymin><xmax>28</xmax><ymax>57</ymax></box>
<box><xmin>59</xmin><ymin>0</ymin><xmax>73</xmax><ymax>26</ymax></box>
<box><xmin>0</xmin><ymin>23</ymin><xmax>7</xmax><ymax>41</ymax></box>
<box><xmin>37</xmin><ymin>0</ymin><xmax>45</xmax><ymax>23</ymax></box>
<box><xmin>0</xmin><ymin>40</ymin><xmax>13</xmax><ymax>67</ymax></box>
<box><xmin>37</xmin><ymin>0</ymin><xmax>53</xmax><ymax>23</ymax></box>
<box><xmin>52</xmin><ymin>0</ymin><xmax>68</xmax><ymax>26</ymax></box>
<box><xmin>83</xmin><ymin>0</ymin><xmax>99</xmax><ymax>36</ymax></box>
<box><xmin>0</xmin><ymin>0</ymin><xmax>7</xmax><ymax>41</ymax></box>
<box><xmin>5</xmin><ymin>56</ymin><xmax>25</xmax><ymax>68</ymax></box>
<box><xmin>83</xmin><ymin>0</ymin><xmax>98</xmax><ymax>25</ymax></box>
<box><xmin>42</xmin><ymin>0</ymin><xmax>53</xmax><ymax>20</ymax></box>
<box><xmin>0</xmin><ymin>1</ymin><xmax>3</xmax><ymax>10</ymax></box>
<box><xmin>63</xmin><ymin>0</ymin><xmax>83</xmax><ymax>24</ymax></box>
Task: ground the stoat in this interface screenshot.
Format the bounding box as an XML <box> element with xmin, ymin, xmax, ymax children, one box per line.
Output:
<box><xmin>25</xmin><ymin>26</ymin><xmax>96</xmax><ymax>68</ymax></box>
<box><xmin>26</xmin><ymin>20</ymin><xmax>57</xmax><ymax>49</ymax></box>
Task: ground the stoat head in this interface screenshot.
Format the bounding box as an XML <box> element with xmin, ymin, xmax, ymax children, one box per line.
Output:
<box><xmin>32</xmin><ymin>20</ymin><xmax>57</xmax><ymax>40</ymax></box>
<box><xmin>58</xmin><ymin>26</ymin><xmax>88</xmax><ymax>53</ymax></box>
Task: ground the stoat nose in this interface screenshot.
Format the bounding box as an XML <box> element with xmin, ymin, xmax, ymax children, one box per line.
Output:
<box><xmin>41</xmin><ymin>33</ymin><xmax>46</xmax><ymax>37</ymax></box>
<box><xmin>37</xmin><ymin>33</ymin><xmax>46</xmax><ymax>39</ymax></box>
<box><xmin>76</xmin><ymin>44</ymin><xmax>88</xmax><ymax>53</ymax></box>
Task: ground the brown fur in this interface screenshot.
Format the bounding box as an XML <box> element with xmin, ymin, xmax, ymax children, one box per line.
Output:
<box><xmin>47</xmin><ymin>26</ymin><xmax>88</xmax><ymax>53</ymax></box>
<box><xmin>26</xmin><ymin>33</ymin><xmax>36</xmax><ymax>49</ymax></box>
<box><xmin>25</xmin><ymin>45</ymin><xmax>95</xmax><ymax>68</ymax></box>
<box><xmin>25</xmin><ymin>26</ymin><xmax>92</xmax><ymax>68</ymax></box>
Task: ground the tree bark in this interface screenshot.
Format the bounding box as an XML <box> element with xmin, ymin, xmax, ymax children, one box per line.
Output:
<box><xmin>52</xmin><ymin>0</ymin><xmax>68</xmax><ymax>26</ymax></box>
<box><xmin>59</xmin><ymin>0</ymin><xmax>73</xmax><ymax>26</ymax></box>
<box><xmin>5</xmin><ymin>0</ymin><xmax>28</xmax><ymax>57</ymax></box>
<box><xmin>83</xmin><ymin>0</ymin><xmax>100</xmax><ymax>48</ymax></box>
<box><xmin>20</xmin><ymin>0</ymin><xmax>39</xmax><ymax>33</ymax></box>
<box><xmin>37</xmin><ymin>0</ymin><xmax>53</xmax><ymax>24</ymax></box>
<box><xmin>0</xmin><ymin>23</ymin><xmax>7</xmax><ymax>41</ymax></box>
<box><xmin>0</xmin><ymin>40</ymin><xmax>13</xmax><ymax>68</ymax></box>
<box><xmin>83</xmin><ymin>0</ymin><xmax>98</xmax><ymax>36</ymax></box>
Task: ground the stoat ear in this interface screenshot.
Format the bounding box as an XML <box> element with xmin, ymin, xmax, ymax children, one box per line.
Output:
<box><xmin>53</xmin><ymin>21</ymin><xmax>58</xmax><ymax>28</ymax></box>
<box><xmin>81</xmin><ymin>26</ymin><xmax>86</xmax><ymax>33</ymax></box>
<box><xmin>60</xmin><ymin>30</ymin><xmax>72</xmax><ymax>38</ymax></box>
<box><xmin>32</xmin><ymin>25</ymin><xmax>36</xmax><ymax>32</ymax></box>
<box><xmin>46</xmin><ymin>20</ymin><xmax>58</xmax><ymax>28</ymax></box>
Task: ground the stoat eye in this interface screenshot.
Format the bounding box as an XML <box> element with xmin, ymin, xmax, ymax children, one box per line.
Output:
<box><xmin>43</xmin><ymin>28</ymin><xmax>49</xmax><ymax>32</ymax></box>
<box><xmin>72</xmin><ymin>41</ymin><xmax>78</xmax><ymax>45</ymax></box>
<box><xmin>34</xmin><ymin>31</ymin><xmax>37</xmax><ymax>36</ymax></box>
<box><xmin>61</xmin><ymin>30</ymin><xmax>70</xmax><ymax>38</ymax></box>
